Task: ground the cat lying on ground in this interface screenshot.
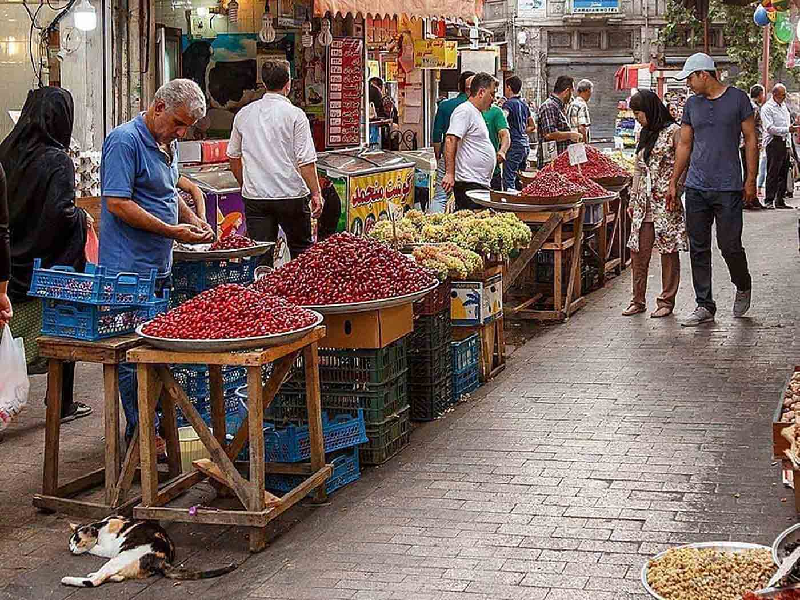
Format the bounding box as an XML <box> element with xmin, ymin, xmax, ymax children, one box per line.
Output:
<box><xmin>61</xmin><ymin>516</ymin><xmax>237</xmax><ymax>587</ymax></box>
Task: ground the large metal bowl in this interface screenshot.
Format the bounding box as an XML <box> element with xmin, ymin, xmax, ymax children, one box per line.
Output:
<box><xmin>582</xmin><ymin>194</ymin><xmax>617</xmax><ymax>205</ymax></box>
<box><xmin>641</xmin><ymin>541</ymin><xmax>774</xmax><ymax>599</ymax></box>
<box><xmin>134</xmin><ymin>311</ymin><xmax>323</xmax><ymax>352</ymax></box>
<box><xmin>773</xmin><ymin>523</ymin><xmax>800</xmax><ymax>583</ymax></box>
<box><xmin>173</xmin><ymin>241</ymin><xmax>274</xmax><ymax>262</ymax></box>
<box><xmin>466</xmin><ymin>189</ymin><xmax>580</xmax><ymax>212</ymax></box>
<box><xmin>301</xmin><ymin>281</ymin><xmax>440</xmax><ymax>315</ymax></box>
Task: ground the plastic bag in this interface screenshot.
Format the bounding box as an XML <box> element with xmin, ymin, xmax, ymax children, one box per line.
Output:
<box><xmin>0</xmin><ymin>324</ymin><xmax>30</xmax><ymax>431</ymax></box>
<box><xmin>85</xmin><ymin>224</ymin><xmax>99</xmax><ymax>264</ymax></box>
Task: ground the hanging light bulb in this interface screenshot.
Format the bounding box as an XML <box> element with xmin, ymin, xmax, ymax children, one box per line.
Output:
<box><xmin>301</xmin><ymin>11</ymin><xmax>313</xmax><ymax>47</ymax></box>
<box><xmin>318</xmin><ymin>17</ymin><xmax>333</xmax><ymax>47</ymax></box>
<box><xmin>73</xmin><ymin>0</ymin><xmax>97</xmax><ymax>32</ymax></box>
<box><xmin>259</xmin><ymin>1</ymin><xmax>275</xmax><ymax>43</ymax></box>
<box><xmin>227</xmin><ymin>0</ymin><xmax>238</xmax><ymax>24</ymax></box>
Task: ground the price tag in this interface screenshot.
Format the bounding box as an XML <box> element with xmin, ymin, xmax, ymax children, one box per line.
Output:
<box><xmin>387</xmin><ymin>200</ymin><xmax>404</xmax><ymax>222</ymax></box>
<box><xmin>568</xmin><ymin>143</ymin><xmax>588</xmax><ymax>166</ymax></box>
<box><xmin>614</xmin><ymin>136</ymin><xmax>624</xmax><ymax>150</ymax></box>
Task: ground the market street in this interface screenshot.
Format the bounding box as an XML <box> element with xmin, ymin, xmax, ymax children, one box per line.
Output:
<box><xmin>1</xmin><ymin>206</ymin><xmax>798</xmax><ymax>600</ymax></box>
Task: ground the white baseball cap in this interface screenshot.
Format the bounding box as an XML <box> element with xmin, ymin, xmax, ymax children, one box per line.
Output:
<box><xmin>674</xmin><ymin>53</ymin><xmax>716</xmax><ymax>80</ymax></box>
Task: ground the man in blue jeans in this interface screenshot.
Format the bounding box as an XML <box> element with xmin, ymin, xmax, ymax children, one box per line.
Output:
<box><xmin>668</xmin><ymin>53</ymin><xmax>758</xmax><ymax>326</ymax></box>
<box><xmin>502</xmin><ymin>76</ymin><xmax>535</xmax><ymax>191</ymax></box>
<box><xmin>100</xmin><ymin>79</ymin><xmax>214</xmax><ymax>442</ymax></box>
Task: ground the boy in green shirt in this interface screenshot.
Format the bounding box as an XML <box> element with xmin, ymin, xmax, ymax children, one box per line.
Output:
<box><xmin>483</xmin><ymin>104</ymin><xmax>510</xmax><ymax>190</ymax></box>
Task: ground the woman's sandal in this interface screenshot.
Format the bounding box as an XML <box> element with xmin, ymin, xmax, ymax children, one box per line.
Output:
<box><xmin>622</xmin><ymin>303</ymin><xmax>646</xmax><ymax>316</ymax></box>
<box><xmin>650</xmin><ymin>307</ymin><xmax>673</xmax><ymax>318</ymax></box>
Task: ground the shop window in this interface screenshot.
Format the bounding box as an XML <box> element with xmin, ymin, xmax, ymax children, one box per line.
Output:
<box><xmin>607</xmin><ymin>30</ymin><xmax>632</xmax><ymax>49</ymax></box>
<box><xmin>579</xmin><ymin>31</ymin><xmax>601</xmax><ymax>49</ymax></box>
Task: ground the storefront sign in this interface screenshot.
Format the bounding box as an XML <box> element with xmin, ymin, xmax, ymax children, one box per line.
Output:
<box><xmin>384</xmin><ymin>61</ymin><xmax>398</xmax><ymax>82</ymax></box>
<box><xmin>413</xmin><ymin>39</ymin><xmax>458</xmax><ymax>70</ymax></box>
<box><xmin>327</xmin><ymin>37</ymin><xmax>364</xmax><ymax>148</ymax></box>
<box><xmin>348</xmin><ymin>168</ymin><xmax>415</xmax><ymax>236</ymax></box>
<box><xmin>518</xmin><ymin>0</ymin><xmax>546</xmax><ymax>18</ymax></box>
<box><xmin>571</xmin><ymin>0</ymin><xmax>619</xmax><ymax>13</ymax></box>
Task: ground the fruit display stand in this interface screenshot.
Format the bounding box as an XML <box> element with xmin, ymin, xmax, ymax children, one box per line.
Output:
<box><xmin>33</xmin><ymin>334</ymin><xmax>153</xmax><ymax>519</ymax></box>
<box><xmin>126</xmin><ymin>325</ymin><xmax>331</xmax><ymax>553</ymax></box>
<box><xmin>466</xmin><ymin>189</ymin><xmax>586</xmax><ymax>322</ymax></box>
<box><xmin>773</xmin><ymin>366</ymin><xmax>800</xmax><ymax>514</ymax></box>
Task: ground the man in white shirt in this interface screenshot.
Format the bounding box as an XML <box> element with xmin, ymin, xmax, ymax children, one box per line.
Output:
<box><xmin>761</xmin><ymin>83</ymin><xmax>798</xmax><ymax>209</ymax></box>
<box><xmin>227</xmin><ymin>61</ymin><xmax>323</xmax><ymax>264</ymax></box>
<box><xmin>567</xmin><ymin>79</ymin><xmax>593</xmax><ymax>143</ymax></box>
<box><xmin>442</xmin><ymin>72</ymin><xmax>498</xmax><ymax>210</ymax></box>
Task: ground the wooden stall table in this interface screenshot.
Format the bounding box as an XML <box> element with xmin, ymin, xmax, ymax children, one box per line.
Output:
<box><xmin>126</xmin><ymin>325</ymin><xmax>331</xmax><ymax>553</ymax></box>
<box><xmin>467</xmin><ymin>189</ymin><xmax>586</xmax><ymax>322</ymax></box>
<box><xmin>34</xmin><ymin>334</ymin><xmax>147</xmax><ymax>519</ymax></box>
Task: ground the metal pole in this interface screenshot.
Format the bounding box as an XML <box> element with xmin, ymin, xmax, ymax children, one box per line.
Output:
<box><xmin>763</xmin><ymin>24</ymin><xmax>771</xmax><ymax>90</ymax></box>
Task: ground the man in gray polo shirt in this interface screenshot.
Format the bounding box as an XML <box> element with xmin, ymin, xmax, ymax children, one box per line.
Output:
<box><xmin>668</xmin><ymin>53</ymin><xmax>758</xmax><ymax>326</ymax></box>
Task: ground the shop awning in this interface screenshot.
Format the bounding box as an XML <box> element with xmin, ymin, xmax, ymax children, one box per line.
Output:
<box><xmin>314</xmin><ymin>0</ymin><xmax>482</xmax><ymax>23</ymax></box>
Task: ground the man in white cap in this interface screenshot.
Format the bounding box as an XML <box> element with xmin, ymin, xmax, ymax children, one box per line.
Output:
<box><xmin>667</xmin><ymin>53</ymin><xmax>758</xmax><ymax>326</ymax></box>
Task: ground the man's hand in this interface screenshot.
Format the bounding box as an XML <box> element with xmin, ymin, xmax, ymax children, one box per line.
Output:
<box><xmin>198</xmin><ymin>220</ymin><xmax>216</xmax><ymax>240</ymax></box>
<box><xmin>442</xmin><ymin>173</ymin><xmax>455</xmax><ymax>194</ymax></box>
<box><xmin>0</xmin><ymin>292</ymin><xmax>12</xmax><ymax>326</ymax></box>
<box><xmin>666</xmin><ymin>181</ymin><xmax>678</xmax><ymax>212</ymax></box>
<box><xmin>171</xmin><ymin>223</ymin><xmax>214</xmax><ymax>244</ymax></box>
<box><xmin>665</xmin><ymin>185</ymin><xmax>682</xmax><ymax>212</ymax></box>
<box><xmin>496</xmin><ymin>151</ymin><xmax>506</xmax><ymax>164</ymax></box>
<box><xmin>743</xmin><ymin>179</ymin><xmax>757</xmax><ymax>204</ymax></box>
<box><xmin>310</xmin><ymin>192</ymin><xmax>323</xmax><ymax>219</ymax></box>
<box><xmin>190</xmin><ymin>187</ymin><xmax>206</xmax><ymax>218</ymax></box>
<box><xmin>569</xmin><ymin>132</ymin><xmax>582</xmax><ymax>143</ymax></box>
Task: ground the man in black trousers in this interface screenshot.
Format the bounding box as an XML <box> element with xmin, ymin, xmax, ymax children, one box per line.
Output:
<box><xmin>761</xmin><ymin>83</ymin><xmax>797</xmax><ymax>209</ymax></box>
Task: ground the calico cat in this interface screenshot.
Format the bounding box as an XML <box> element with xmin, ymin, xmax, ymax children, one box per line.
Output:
<box><xmin>61</xmin><ymin>516</ymin><xmax>237</xmax><ymax>587</ymax></box>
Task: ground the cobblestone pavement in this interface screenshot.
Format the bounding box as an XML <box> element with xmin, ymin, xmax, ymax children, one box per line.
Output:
<box><xmin>1</xmin><ymin>208</ymin><xmax>799</xmax><ymax>600</ymax></box>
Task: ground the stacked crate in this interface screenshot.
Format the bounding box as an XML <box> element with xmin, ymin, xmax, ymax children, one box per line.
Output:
<box><xmin>170</xmin><ymin>256</ymin><xmax>258</xmax><ymax>307</ymax></box>
<box><xmin>269</xmin><ymin>338</ymin><xmax>410</xmax><ymax>465</ymax></box>
<box><xmin>168</xmin><ymin>365</ymin><xmax>247</xmax><ymax>434</ymax></box>
<box><xmin>451</xmin><ymin>334</ymin><xmax>480</xmax><ymax>402</ymax></box>
<box><xmin>407</xmin><ymin>282</ymin><xmax>454</xmax><ymax>421</ymax></box>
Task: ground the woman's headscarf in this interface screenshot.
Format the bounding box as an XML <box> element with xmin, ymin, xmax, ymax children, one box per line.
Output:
<box><xmin>0</xmin><ymin>86</ymin><xmax>86</xmax><ymax>301</ymax></box>
<box><xmin>630</xmin><ymin>90</ymin><xmax>675</xmax><ymax>163</ymax></box>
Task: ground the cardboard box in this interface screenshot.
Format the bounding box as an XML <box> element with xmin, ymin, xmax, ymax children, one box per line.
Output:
<box><xmin>321</xmin><ymin>303</ymin><xmax>414</xmax><ymax>349</ymax></box>
<box><xmin>451</xmin><ymin>274</ymin><xmax>503</xmax><ymax>326</ymax></box>
<box><xmin>201</xmin><ymin>140</ymin><xmax>229</xmax><ymax>164</ymax></box>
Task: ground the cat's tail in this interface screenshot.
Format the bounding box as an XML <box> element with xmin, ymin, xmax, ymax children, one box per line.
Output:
<box><xmin>161</xmin><ymin>562</ymin><xmax>238</xmax><ymax>580</ymax></box>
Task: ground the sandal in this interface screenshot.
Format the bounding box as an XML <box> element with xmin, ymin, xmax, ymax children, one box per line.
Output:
<box><xmin>622</xmin><ymin>303</ymin><xmax>646</xmax><ymax>316</ymax></box>
<box><xmin>650</xmin><ymin>307</ymin><xmax>673</xmax><ymax>318</ymax></box>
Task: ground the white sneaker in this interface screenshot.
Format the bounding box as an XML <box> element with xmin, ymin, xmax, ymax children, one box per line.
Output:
<box><xmin>681</xmin><ymin>306</ymin><xmax>715</xmax><ymax>327</ymax></box>
<box><xmin>733</xmin><ymin>289</ymin><xmax>751</xmax><ymax>318</ymax></box>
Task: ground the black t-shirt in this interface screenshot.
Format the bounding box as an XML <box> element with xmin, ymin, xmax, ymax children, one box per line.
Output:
<box><xmin>369</xmin><ymin>85</ymin><xmax>388</xmax><ymax>120</ymax></box>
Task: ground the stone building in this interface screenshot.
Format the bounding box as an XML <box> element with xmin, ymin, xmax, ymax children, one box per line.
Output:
<box><xmin>483</xmin><ymin>0</ymin><xmax>731</xmax><ymax>139</ymax></box>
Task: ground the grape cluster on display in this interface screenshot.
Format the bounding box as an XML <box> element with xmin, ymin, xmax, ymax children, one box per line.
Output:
<box><xmin>142</xmin><ymin>284</ymin><xmax>317</xmax><ymax>339</ymax></box>
<box><xmin>251</xmin><ymin>232</ymin><xmax>437</xmax><ymax>305</ymax></box>
<box><xmin>412</xmin><ymin>243</ymin><xmax>484</xmax><ymax>281</ymax></box>
<box><xmin>209</xmin><ymin>233</ymin><xmax>256</xmax><ymax>251</ymax></box>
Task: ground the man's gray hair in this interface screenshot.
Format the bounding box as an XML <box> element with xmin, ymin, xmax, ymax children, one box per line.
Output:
<box><xmin>154</xmin><ymin>79</ymin><xmax>207</xmax><ymax>120</ymax></box>
<box><xmin>773</xmin><ymin>83</ymin><xmax>787</xmax><ymax>94</ymax></box>
<box><xmin>576</xmin><ymin>79</ymin><xmax>593</xmax><ymax>94</ymax></box>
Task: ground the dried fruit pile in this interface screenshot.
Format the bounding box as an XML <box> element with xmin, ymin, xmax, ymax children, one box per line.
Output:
<box><xmin>743</xmin><ymin>590</ymin><xmax>800</xmax><ymax>599</ymax></box>
<box><xmin>564</xmin><ymin>172</ymin><xmax>611</xmax><ymax>199</ymax></box>
<box><xmin>544</xmin><ymin>144</ymin><xmax>630</xmax><ymax>179</ymax></box>
<box><xmin>412</xmin><ymin>243</ymin><xmax>484</xmax><ymax>281</ymax></box>
<box><xmin>252</xmin><ymin>232</ymin><xmax>437</xmax><ymax>305</ymax></box>
<box><xmin>209</xmin><ymin>233</ymin><xmax>256</xmax><ymax>251</ymax></box>
<box><xmin>520</xmin><ymin>171</ymin><xmax>584</xmax><ymax>198</ymax></box>
<box><xmin>142</xmin><ymin>284</ymin><xmax>317</xmax><ymax>339</ymax></box>
<box><xmin>646</xmin><ymin>546</ymin><xmax>776</xmax><ymax>600</ymax></box>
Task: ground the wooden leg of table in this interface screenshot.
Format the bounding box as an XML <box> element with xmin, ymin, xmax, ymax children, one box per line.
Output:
<box><xmin>159</xmin><ymin>383</ymin><xmax>181</xmax><ymax>479</ymax></box>
<box><xmin>102</xmin><ymin>364</ymin><xmax>121</xmax><ymax>506</ymax></box>
<box><xmin>137</xmin><ymin>364</ymin><xmax>159</xmax><ymax>507</ymax></box>
<box><xmin>42</xmin><ymin>359</ymin><xmax>64</xmax><ymax>500</ymax></box>
<box><xmin>209</xmin><ymin>366</ymin><xmax>226</xmax><ymax>449</ymax></box>
<box><xmin>553</xmin><ymin>245</ymin><xmax>563</xmax><ymax>316</ymax></box>
<box><xmin>112</xmin><ymin>427</ymin><xmax>139</xmax><ymax>507</ymax></box>
<box><xmin>564</xmin><ymin>208</ymin><xmax>585</xmax><ymax>316</ymax></box>
<box><xmin>303</xmin><ymin>343</ymin><xmax>327</xmax><ymax>503</ymax></box>
<box><xmin>247</xmin><ymin>366</ymin><xmax>267</xmax><ymax>552</ymax></box>
<box><xmin>598</xmin><ymin>205</ymin><xmax>608</xmax><ymax>287</ymax></box>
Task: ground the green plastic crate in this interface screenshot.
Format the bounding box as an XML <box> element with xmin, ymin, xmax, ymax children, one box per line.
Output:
<box><xmin>360</xmin><ymin>406</ymin><xmax>411</xmax><ymax>465</ymax></box>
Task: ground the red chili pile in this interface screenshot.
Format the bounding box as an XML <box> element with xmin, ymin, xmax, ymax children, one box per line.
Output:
<box><xmin>521</xmin><ymin>171</ymin><xmax>584</xmax><ymax>198</ymax></box>
<box><xmin>252</xmin><ymin>232</ymin><xmax>436</xmax><ymax>305</ymax></box>
<box><xmin>564</xmin><ymin>173</ymin><xmax>610</xmax><ymax>199</ymax></box>
<box><xmin>544</xmin><ymin>145</ymin><xmax>630</xmax><ymax>179</ymax></box>
<box><xmin>209</xmin><ymin>233</ymin><xmax>256</xmax><ymax>251</ymax></box>
<box><xmin>142</xmin><ymin>284</ymin><xmax>317</xmax><ymax>339</ymax></box>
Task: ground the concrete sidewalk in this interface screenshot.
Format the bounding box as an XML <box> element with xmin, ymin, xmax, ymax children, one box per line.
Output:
<box><xmin>1</xmin><ymin>208</ymin><xmax>798</xmax><ymax>600</ymax></box>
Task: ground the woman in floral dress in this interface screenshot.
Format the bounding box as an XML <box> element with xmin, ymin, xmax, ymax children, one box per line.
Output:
<box><xmin>623</xmin><ymin>90</ymin><xmax>688</xmax><ymax>318</ymax></box>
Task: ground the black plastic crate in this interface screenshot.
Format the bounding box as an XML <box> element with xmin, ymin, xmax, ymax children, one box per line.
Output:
<box><xmin>413</xmin><ymin>281</ymin><xmax>451</xmax><ymax>316</ymax></box>
<box><xmin>408</xmin><ymin>375</ymin><xmax>453</xmax><ymax>422</ymax></box>
<box><xmin>408</xmin><ymin>343</ymin><xmax>453</xmax><ymax>385</ymax></box>
<box><xmin>285</xmin><ymin>338</ymin><xmax>407</xmax><ymax>386</ymax></box>
<box><xmin>408</xmin><ymin>310</ymin><xmax>452</xmax><ymax>353</ymax></box>
<box><xmin>360</xmin><ymin>406</ymin><xmax>411</xmax><ymax>465</ymax></box>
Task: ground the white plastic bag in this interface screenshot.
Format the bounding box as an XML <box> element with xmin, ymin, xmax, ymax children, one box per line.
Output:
<box><xmin>0</xmin><ymin>324</ymin><xmax>29</xmax><ymax>431</ymax></box>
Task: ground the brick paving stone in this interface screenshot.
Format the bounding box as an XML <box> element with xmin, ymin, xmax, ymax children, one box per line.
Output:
<box><xmin>1</xmin><ymin>210</ymin><xmax>799</xmax><ymax>600</ymax></box>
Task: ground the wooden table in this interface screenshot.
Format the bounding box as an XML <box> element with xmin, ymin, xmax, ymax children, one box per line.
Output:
<box><xmin>34</xmin><ymin>334</ymin><xmax>145</xmax><ymax>519</ymax></box>
<box><xmin>126</xmin><ymin>326</ymin><xmax>331</xmax><ymax>553</ymax></box>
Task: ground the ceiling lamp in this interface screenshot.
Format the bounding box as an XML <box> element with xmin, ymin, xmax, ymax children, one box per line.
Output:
<box><xmin>73</xmin><ymin>0</ymin><xmax>97</xmax><ymax>32</ymax></box>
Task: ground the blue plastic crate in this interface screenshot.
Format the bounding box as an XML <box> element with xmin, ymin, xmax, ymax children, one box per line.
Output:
<box><xmin>451</xmin><ymin>335</ymin><xmax>480</xmax><ymax>375</ymax></box>
<box><xmin>29</xmin><ymin>258</ymin><xmax>158</xmax><ymax>305</ymax></box>
<box><xmin>171</xmin><ymin>365</ymin><xmax>247</xmax><ymax>401</ymax></box>
<box><xmin>41</xmin><ymin>297</ymin><xmax>167</xmax><ymax>341</ymax></box>
<box><xmin>263</xmin><ymin>411</ymin><xmax>368</xmax><ymax>463</ymax></box>
<box><xmin>175</xmin><ymin>388</ymin><xmax>240</xmax><ymax>428</ymax></box>
<box><xmin>264</xmin><ymin>446</ymin><xmax>360</xmax><ymax>496</ymax></box>
<box><xmin>452</xmin><ymin>364</ymin><xmax>480</xmax><ymax>401</ymax></box>
<box><xmin>172</xmin><ymin>257</ymin><xmax>257</xmax><ymax>293</ymax></box>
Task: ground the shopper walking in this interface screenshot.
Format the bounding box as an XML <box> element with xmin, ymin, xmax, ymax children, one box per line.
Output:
<box><xmin>0</xmin><ymin>87</ymin><xmax>92</xmax><ymax>422</ymax></box>
<box><xmin>228</xmin><ymin>62</ymin><xmax>323</xmax><ymax>265</ymax></box>
<box><xmin>430</xmin><ymin>71</ymin><xmax>474</xmax><ymax>212</ymax></box>
<box><xmin>502</xmin><ymin>76</ymin><xmax>535</xmax><ymax>191</ymax></box>
<box><xmin>668</xmin><ymin>53</ymin><xmax>757</xmax><ymax>326</ymax></box>
<box><xmin>761</xmin><ymin>83</ymin><xmax>797</xmax><ymax>209</ymax></box>
<box><xmin>743</xmin><ymin>84</ymin><xmax>766</xmax><ymax>209</ymax></box>
<box><xmin>482</xmin><ymin>100</ymin><xmax>510</xmax><ymax>191</ymax></box>
<box><xmin>536</xmin><ymin>76</ymin><xmax>582</xmax><ymax>168</ymax></box>
<box><xmin>442</xmin><ymin>73</ymin><xmax>498</xmax><ymax>210</ymax></box>
<box><xmin>0</xmin><ymin>165</ymin><xmax>9</xmax><ymax>328</ymax></box>
<box><xmin>623</xmin><ymin>91</ymin><xmax>687</xmax><ymax>318</ymax></box>
<box><xmin>567</xmin><ymin>79</ymin><xmax>593</xmax><ymax>143</ymax></box>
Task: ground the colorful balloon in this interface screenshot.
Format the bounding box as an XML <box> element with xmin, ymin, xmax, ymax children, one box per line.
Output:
<box><xmin>775</xmin><ymin>11</ymin><xmax>794</xmax><ymax>42</ymax></box>
<box><xmin>754</xmin><ymin>5</ymin><xmax>771</xmax><ymax>25</ymax></box>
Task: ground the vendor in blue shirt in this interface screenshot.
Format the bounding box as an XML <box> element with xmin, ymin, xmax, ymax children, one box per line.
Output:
<box><xmin>100</xmin><ymin>78</ymin><xmax>214</xmax><ymax>443</ymax></box>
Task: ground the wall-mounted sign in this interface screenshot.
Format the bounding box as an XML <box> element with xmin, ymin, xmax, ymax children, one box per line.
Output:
<box><xmin>413</xmin><ymin>39</ymin><xmax>458</xmax><ymax>69</ymax></box>
<box><xmin>518</xmin><ymin>0</ymin><xmax>546</xmax><ymax>18</ymax></box>
<box><xmin>572</xmin><ymin>0</ymin><xmax>619</xmax><ymax>13</ymax></box>
<box><xmin>326</xmin><ymin>37</ymin><xmax>364</xmax><ymax>148</ymax></box>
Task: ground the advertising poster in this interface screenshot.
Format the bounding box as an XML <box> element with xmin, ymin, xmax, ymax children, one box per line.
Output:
<box><xmin>326</xmin><ymin>37</ymin><xmax>363</xmax><ymax>147</ymax></box>
<box><xmin>413</xmin><ymin>39</ymin><xmax>458</xmax><ymax>69</ymax></box>
<box><xmin>517</xmin><ymin>0</ymin><xmax>547</xmax><ymax>18</ymax></box>
<box><xmin>384</xmin><ymin>61</ymin><xmax>398</xmax><ymax>82</ymax></box>
<box><xmin>348</xmin><ymin>168</ymin><xmax>415</xmax><ymax>236</ymax></box>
